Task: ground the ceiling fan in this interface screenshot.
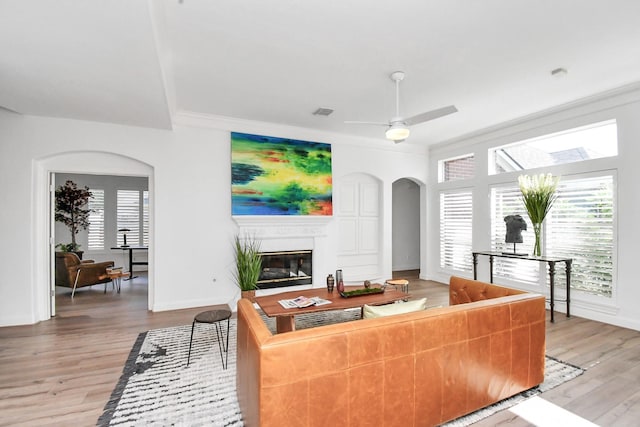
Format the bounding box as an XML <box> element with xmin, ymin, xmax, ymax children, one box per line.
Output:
<box><xmin>345</xmin><ymin>71</ymin><xmax>457</xmax><ymax>143</ymax></box>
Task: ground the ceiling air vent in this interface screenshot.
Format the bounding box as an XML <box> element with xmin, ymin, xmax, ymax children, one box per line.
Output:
<box><xmin>313</xmin><ymin>107</ymin><xmax>334</xmax><ymax>116</ymax></box>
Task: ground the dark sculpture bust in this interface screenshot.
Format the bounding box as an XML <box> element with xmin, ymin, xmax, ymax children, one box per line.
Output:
<box><xmin>504</xmin><ymin>214</ymin><xmax>527</xmax><ymax>243</ymax></box>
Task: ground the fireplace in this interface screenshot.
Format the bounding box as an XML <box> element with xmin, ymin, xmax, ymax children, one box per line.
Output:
<box><xmin>233</xmin><ymin>215</ymin><xmax>331</xmax><ymax>289</ymax></box>
<box><xmin>257</xmin><ymin>250</ymin><xmax>312</xmax><ymax>289</ymax></box>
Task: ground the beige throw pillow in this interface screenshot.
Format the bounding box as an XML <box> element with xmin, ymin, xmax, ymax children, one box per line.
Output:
<box><xmin>362</xmin><ymin>298</ymin><xmax>427</xmax><ymax>319</ymax></box>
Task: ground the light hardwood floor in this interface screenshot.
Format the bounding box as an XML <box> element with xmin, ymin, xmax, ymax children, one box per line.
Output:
<box><xmin>1</xmin><ymin>272</ymin><xmax>639</xmax><ymax>426</ymax></box>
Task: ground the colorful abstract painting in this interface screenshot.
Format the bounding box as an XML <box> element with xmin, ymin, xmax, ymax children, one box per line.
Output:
<box><xmin>231</xmin><ymin>132</ymin><xmax>332</xmax><ymax>215</ymax></box>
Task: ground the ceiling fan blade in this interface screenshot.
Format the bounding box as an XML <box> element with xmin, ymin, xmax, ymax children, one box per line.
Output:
<box><xmin>404</xmin><ymin>105</ymin><xmax>458</xmax><ymax>126</ymax></box>
<box><xmin>344</xmin><ymin>120</ymin><xmax>389</xmax><ymax>126</ymax></box>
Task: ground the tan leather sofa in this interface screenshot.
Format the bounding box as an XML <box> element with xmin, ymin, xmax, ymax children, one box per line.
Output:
<box><xmin>55</xmin><ymin>252</ymin><xmax>115</xmax><ymax>297</ymax></box>
<box><xmin>236</xmin><ymin>276</ymin><xmax>546</xmax><ymax>426</ymax></box>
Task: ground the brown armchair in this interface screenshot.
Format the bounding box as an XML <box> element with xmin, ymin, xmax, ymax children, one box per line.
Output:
<box><xmin>55</xmin><ymin>252</ymin><xmax>115</xmax><ymax>298</ymax></box>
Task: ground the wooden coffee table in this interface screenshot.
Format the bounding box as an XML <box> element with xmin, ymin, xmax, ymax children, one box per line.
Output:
<box><xmin>254</xmin><ymin>286</ymin><xmax>409</xmax><ymax>333</ymax></box>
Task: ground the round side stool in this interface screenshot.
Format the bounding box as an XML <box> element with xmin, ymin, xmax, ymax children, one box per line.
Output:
<box><xmin>385</xmin><ymin>278</ymin><xmax>409</xmax><ymax>293</ymax></box>
<box><xmin>187</xmin><ymin>307</ymin><xmax>232</xmax><ymax>369</ymax></box>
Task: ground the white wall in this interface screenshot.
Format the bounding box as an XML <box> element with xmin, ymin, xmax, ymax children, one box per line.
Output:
<box><xmin>0</xmin><ymin>111</ymin><xmax>429</xmax><ymax>326</ymax></box>
<box><xmin>427</xmin><ymin>85</ymin><xmax>640</xmax><ymax>331</ymax></box>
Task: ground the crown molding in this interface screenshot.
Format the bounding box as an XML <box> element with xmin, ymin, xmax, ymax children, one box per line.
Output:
<box><xmin>171</xmin><ymin>110</ymin><xmax>429</xmax><ymax>155</ymax></box>
<box><xmin>431</xmin><ymin>81</ymin><xmax>640</xmax><ymax>153</ymax></box>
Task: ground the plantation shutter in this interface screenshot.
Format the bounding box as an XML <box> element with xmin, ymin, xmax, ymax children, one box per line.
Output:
<box><xmin>491</xmin><ymin>176</ymin><xmax>614</xmax><ymax>297</ymax></box>
<box><xmin>490</xmin><ymin>185</ymin><xmax>540</xmax><ymax>283</ymax></box>
<box><xmin>143</xmin><ymin>190</ymin><xmax>149</xmax><ymax>246</ymax></box>
<box><xmin>547</xmin><ymin>175</ymin><xmax>614</xmax><ymax>297</ymax></box>
<box><xmin>117</xmin><ymin>190</ymin><xmax>140</xmax><ymax>246</ymax></box>
<box><xmin>87</xmin><ymin>189</ymin><xmax>105</xmax><ymax>250</ymax></box>
<box><xmin>440</xmin><ymin>190</ymin><xmax>473</xmax><ymax>272</ymax></box>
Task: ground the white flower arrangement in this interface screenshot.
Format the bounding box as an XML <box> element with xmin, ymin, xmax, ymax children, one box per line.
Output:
<box><xmin>518</xmin><ymin>173</ymin><xmax>559</xmax><ymax>256</ymax></box>
<box><xmin>518</xmin><ymin>174</ymin><xmax>559</xmax><ymax>224</ymax></box>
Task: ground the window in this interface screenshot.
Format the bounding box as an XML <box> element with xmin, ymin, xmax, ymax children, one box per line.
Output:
<box><xmin>439</xmin><ymin>154</ymin><xmax>475</xmax><ymax>182</ymax></box>
<box><xmin>489</xmin><ymin>120</ymin><xmax>617</xmax><ymax>174</ymax></box>
<box><xmin>87</xmin><ymin>189</ymin><xmax>104</xmax><ymax>250</ymax></box>
<box><xmin>490</xmin><ymin>186</ymin><xmax>540</xmax><ymax>283</ymax></box>
<box><xmin>490</xmin><ymin>175</ymin><xmax>615</xmax><ymax>297</ymax></box>
<box><xmin>143</xmin><ymin>190</ymin><xmax>149</xmax><ymax>246</ymax></box>
<box><xmin>117</xmin><ymin>189</ymin><xmax>150</xmax><ymax>247</ymax></box>
<box><xmin>117</xmin><ymin>190</ymin><xmax>140</xmax><ymax>246</ymax></box>
<box><xmin>547</xmin><ymin>175</ymin><xmax>614</xmax><ymax>297</ymax></box>
<box><xmin>440</xmin><ymin>190</ymin><xmax>473</xmax><ymax>272</ymax></box>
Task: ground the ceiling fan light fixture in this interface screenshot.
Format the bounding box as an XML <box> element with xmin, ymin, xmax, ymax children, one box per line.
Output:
<box><xmin>345</xmin><ymin>71</ymin><xmax>457</xmax><ymax>143</ymax></box>
<box><xmin>385</xmin><ymin>123</ymin><xmax>410</xmax><ymax>141</ymax></box>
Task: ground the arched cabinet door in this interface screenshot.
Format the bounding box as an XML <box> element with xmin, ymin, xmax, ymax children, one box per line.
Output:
<box><xmin>336</xmin><ymin>173</ymin><xmax>381</xmax><ymax>281</ymax></box>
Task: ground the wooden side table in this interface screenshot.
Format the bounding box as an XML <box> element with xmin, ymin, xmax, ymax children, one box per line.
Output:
<box><xmin>385</xmin><ymin>278</ymin><xmax>409</xmax><ymax>293</ymax></box>
<box><xmin>385</xmin><ymin>279</ymin><xmax>410</xmax><ymax>301</ymax></box>
<box><xmin>98</xmin><ymin>269</ymin><xmax>131</xmax><ymax>294</ymax></box>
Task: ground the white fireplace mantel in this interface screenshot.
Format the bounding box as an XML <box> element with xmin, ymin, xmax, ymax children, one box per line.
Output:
<box><xmin>232</xmin><ymin>215</ymin><xmax>332</xmax><ymax>239</ymax></box>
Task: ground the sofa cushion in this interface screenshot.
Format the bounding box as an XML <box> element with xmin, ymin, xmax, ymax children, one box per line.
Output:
<box><xmin>362</xmin><ymin>298</ymin><xmax>427</xmax><ymax>318</ymax></box>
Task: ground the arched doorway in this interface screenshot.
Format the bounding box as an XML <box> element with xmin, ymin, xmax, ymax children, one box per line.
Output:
<box><xmin>392</xmin><ymin>178</ymin><xmax>422</xmax><ymax>276</ymax></box>
<box><xmin>33</xmin><ymin>151</ymin><xmax>154</xmax><ymax>321</ymax></box>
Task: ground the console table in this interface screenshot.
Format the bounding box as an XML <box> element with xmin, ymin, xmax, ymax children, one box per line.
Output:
<box><xmin>472</xmin><ymin>251</ymin><xmax>572</xmax><ymax>323</ymax></box>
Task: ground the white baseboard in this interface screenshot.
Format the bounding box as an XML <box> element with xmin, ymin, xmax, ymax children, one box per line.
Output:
<box><xmin>392</xmin><ymin>263</ymin><xmax>419</xmax><ymax>271</ymax></box>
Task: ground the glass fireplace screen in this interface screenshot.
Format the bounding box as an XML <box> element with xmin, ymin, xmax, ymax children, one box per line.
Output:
<box><xmin>257</xmin><ymin>250</ymin><xmax>312</xmax><ymax>289</ymax></box>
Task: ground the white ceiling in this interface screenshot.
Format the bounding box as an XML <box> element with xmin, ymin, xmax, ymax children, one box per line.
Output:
<box><xmin>2</xmin><ymin>0</ymin><xmax>640</xmax><ymax>145</ymax></box>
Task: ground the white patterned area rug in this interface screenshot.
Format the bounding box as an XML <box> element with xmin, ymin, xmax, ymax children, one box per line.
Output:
<box><xmin>98</xmin><ymin>311</ymin><xmax>584</xmax><ymax>426</ymax></box>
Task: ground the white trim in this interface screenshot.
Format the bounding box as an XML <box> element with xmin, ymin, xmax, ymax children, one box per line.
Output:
<box><xmin>232</xmin><ymin>215</ymin><xmax>332</xmax><ymax>239</ymax></box>
<box><xmin>432</xmin><ymin>81</ymin><xmax>640</xmax><ymax>151</ymax></box>
<box><xmin>172</xmin><ymin>110</ymin><xmax>429</xmax><ymax>155</ymax></box>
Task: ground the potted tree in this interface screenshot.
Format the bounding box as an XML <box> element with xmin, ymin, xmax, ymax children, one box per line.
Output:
<box><xmin>55</xmin><ymin>180</ymin><xmax>92</xmax><ymax>259</ymax></box>
<box><xmin>232</xmin><ymin>234</ymin><xmax>263</xmax><ymax>301</ymax></box>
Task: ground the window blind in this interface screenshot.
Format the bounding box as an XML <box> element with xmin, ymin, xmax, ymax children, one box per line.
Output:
<box><xmin>547</xmin><ymin>175</ymin><xmax>614</xmax><ymax>297</ymax></box>
<box><xmin>117</xmin><ymin>190</ymin><xmax>140</xmax><ymax>246</ymax></box>
<box><xmin>490</xmin><ymin>175</ymin><xmax>614</xmax><ymax>297</ymax></box>
<box><xmin>490</xmin><ymin>185</ymin><xmax>540</xmax><ymax>284</ymax></box>
<box><xmin>87</xmin><ymin>189</ymin><xmax>104</xmax><ymax>250</ymax></box>
<box><xmin>440</xmin><ymin>190</ymin><xmax>473</xmax><ymax>272</ymax></box>
<box><xmin>143</xmin><ymin>190</ymin><xmax>149</xmax><ymax>246</ymax></box>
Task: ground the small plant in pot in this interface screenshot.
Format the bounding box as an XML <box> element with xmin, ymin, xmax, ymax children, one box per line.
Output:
<box><xmin>233</xmin><ymin>234</ymin><xmax>263</xmax><ymax>301</ymax></box>
<box><xmin>55</xmin><ymin>180</ymin><xmax>92</xmax><ymax>258</ymax></box>
<box><xmin>56</xmin><ymin>242</ymin><xmax>82</xmax><ymax>252</ymax></box>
